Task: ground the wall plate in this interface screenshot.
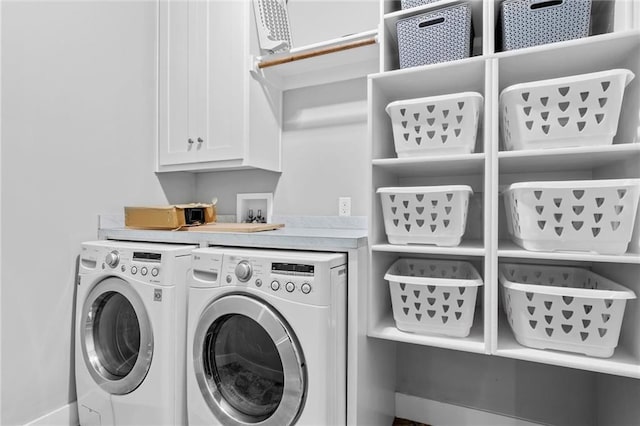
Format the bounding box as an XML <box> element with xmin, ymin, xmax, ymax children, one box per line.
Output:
<box><xmin>237</xmin><ymin>192</ymin><xmax>273</xmax><ymax>223</ymax></box>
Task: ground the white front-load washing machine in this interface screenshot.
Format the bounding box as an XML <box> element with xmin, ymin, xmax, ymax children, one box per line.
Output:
<box><xmin>75</xmin><ymin>240</ymin><xmax>196</xmax><ymax>425</ymax></box>
<box><xmin>187</xmin><ymin>247</ymin><xmax>347</xmax><ymax>426</ymax></box>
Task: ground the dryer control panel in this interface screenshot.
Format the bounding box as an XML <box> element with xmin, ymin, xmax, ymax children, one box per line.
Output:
<box><xmin>190</xmin><ymin>247</ymin><xmax>347</xmax><ymax>307</ymax></box>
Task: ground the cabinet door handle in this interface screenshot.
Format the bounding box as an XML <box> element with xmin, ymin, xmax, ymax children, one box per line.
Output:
<box><xmin>188</xmin><ymin>138</ymin><xmax>194</xmax><ymax>144</ymax></box>
<box><xmin>197</xmin><ymin>137</ymin><xmax>203</xmax><ymax>143</ymax></box>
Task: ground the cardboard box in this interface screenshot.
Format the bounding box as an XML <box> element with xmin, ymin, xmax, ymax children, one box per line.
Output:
<box><xmin>124</xmin><ymin>204</ymin><xmax>216</xmax><ymax>229</ymax></box>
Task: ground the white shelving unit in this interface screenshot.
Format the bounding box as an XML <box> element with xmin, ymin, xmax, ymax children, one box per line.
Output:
<box><xmin>367</xmin><ymin>0</ymin><xmax>640</xmax><ymax>423</ymax></box>
<box><xmin>493</xmin><ymin>30</ymin><xmax>640</xmax><ymax>378</ymax></box>
<box><xmin>369</xmin><ymin>52</ymin><xmax>493</xmax><ymax>355</ymax></box>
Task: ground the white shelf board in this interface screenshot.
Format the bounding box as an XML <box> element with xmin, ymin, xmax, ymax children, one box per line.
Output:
<box><xmin>494</xmin><ymin>30</ymin><xmax>640</xmax><ymax>61</ymax></box>
<box><xmin>498</xmin><ymin>240</ymin><xmax>640</xmax><ymax>264</ymax></box>
<box><xmin>496</xmin><ymin>316</ymin><xmax>640</xmax><ymax>379</ymax></box>
<box><xmin>373</xmin><ymin>153</ymin><xmax>485</xmax><ymax>177</ymax></box>
<box><xmin>371</xmin><ymin>55</ymin><xmax>487</xmax><ymax>97</ymax></box>
<box><xmin>369</xmin><ymin>312</ymin><xmax>486</xmax><ymax>354</ymax></box>
<box><xmin>373</xmin><ymin>240</ymin><xmax>485</xmax><ymax>257</ymax></box>
<box><xmin>498</xmin><ymin>144</ymin><xmax>640</xmax><ymax>174</ymax></box>
<box><xmin>496</xmin><ymin>31</ymin><xmax>640</xmax><ymax>93</ymax></box>
<box><xmin>252</xmin><ymin>30</ymin><xmax>379</xmax><ymax>91</ymax></box>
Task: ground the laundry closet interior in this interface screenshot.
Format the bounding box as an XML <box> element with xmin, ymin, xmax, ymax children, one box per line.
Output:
<box><xmin>1</xmin><ymin>0</ymin><xmax>640</xmax><ymax>425</ymax></box>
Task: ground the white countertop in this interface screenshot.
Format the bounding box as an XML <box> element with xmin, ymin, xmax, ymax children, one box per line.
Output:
<box><xmin>98</xmin><ymin>215</ymin><xmax>368</xmax><ymax>250</ymax></box>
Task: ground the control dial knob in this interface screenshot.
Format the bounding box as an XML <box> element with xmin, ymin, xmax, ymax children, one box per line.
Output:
<box><xmin>105</xmin><ymin>251</ymin><xmax>119</xmax><ymax>268</ymax></box>
<box><xmin>235</xmin><ymin>260</ymin><xmax>253</xmax><ymax>282</ymax></box>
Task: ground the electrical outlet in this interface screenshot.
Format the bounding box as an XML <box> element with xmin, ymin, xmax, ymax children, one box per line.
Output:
<box><xmin>338</xmin><ymin>197</ymin><xmax>351</xmax><ymax>216</ymax></box>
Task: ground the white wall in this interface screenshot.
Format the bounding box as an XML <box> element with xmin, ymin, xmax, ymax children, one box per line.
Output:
<box><xmin>0</xmin><ymin>2</ymin><xmax>193</xmax><ymax>424</ymax></box>
<box><xmin>195</xmin><ymin>77</ymin><xmax>369</xmax><ymax>217</ymax></box>
<box><xmin>287</xmin><ymin>0</ymin><xmax>380</xmax><ymax>47</ymax></box>
<box><xmin>395</xmin><ymin>344</ymin><xmax>640</xmax><ymax>425</ymax></box>
<box><xmin>396</xmin><ymin>345</ymin><xmax>598</xmax><ymax>425</ymax></box>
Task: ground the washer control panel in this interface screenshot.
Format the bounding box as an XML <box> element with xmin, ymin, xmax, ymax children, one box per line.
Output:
<box><xmin>79</xmin><ymin>243</ymin><xmax>186</xmax><ymax>286</ymax></box>
<box><xmin>80</xmin><ymin>241</ymin><xmax>195</xmax><ymax>288</ymax></box>
<box><xmin>124</xmin><ymin>251</ymin><xmax>163</xmax><ymax>283</ymax></box>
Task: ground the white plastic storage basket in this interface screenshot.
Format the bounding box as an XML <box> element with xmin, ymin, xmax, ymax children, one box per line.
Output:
<box><xmin>500</xmin><ymin>69</ymin><xmax>635</xmax><ymax>151</ymax></box>
<box><xmin>378</xmin><ymin>186</ymin><xmax>473</xmax><ymax>246</ymax></box>
<box><xmin>503</xmin><ymin>179</ymin><xmax>640</xmax><ymax>255</ymax></box>
<box><xmin>396</xmin><ymin>2</ymin><xmax>473</xmax><ymax>68</ymax></box>
<box><xmin>499</xmin><ymin>263</ymin><xmax>636</xmax><ymax>357</ymax></box>
<box><xmin>386</xmin><ymin>258</ymin><xmax>483</xmax><ymax>337</ymax></box>
<box><xmin>386</xmin><ymin>92</ymin><xmax>483</xmax><ymax>157</ymax></box>
<box><xmin>499</xmin><ymin>0</ymin><xmax>591</xmax><ymax>51</ymax></box>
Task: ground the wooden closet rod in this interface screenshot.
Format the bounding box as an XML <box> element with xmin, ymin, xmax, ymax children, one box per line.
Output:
<box><xmin>257</xmin><ymin>37</ymin><xmax>377</xmax><ymax>69</ymax></box>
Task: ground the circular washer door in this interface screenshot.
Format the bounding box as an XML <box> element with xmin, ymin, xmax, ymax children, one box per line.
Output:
<box><xmin>193</xmin><ymin>295</ymin><xmax>306</xmax><ymax>426</ymax></box>
<box><xmin>81</xmin><ymin>276</ymin><xmax>153</xmax><ymax>395</ymax></box>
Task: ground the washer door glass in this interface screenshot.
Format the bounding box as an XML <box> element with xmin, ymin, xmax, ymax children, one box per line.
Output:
<box><xmin>93</xmin><ymin>292</ymin><xmax>141</xmax><ymax>377</ymax></box>
<box><xmin>81</xmin><ymin>277</ymin><xmax>153</xmax><ymax>395</ymax></box>
<box><xmin>208</xmin><ymin>314</ymin><xmax>284</xmax><ymax>418</ymax></box>
<box><xmin>194</xmin><ymin>295</ymin><xmax>306</xmax><ymax>426</ymax></box>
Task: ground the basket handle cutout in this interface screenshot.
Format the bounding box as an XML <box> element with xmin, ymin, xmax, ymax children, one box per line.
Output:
<box><xmin>530</xmin><ymin>0</ymin><xmax>564</xmax><ymax>10</ymax></box>
<box><xmin>418</xmin><ymin>17</ymin><xmax>445</xmax><ymax>29</ymax></box>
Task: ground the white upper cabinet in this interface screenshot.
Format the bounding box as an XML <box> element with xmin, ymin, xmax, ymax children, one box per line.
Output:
<box><xmin>158</xmin><ymin>0</ymin><xmax>281</xmax><ymax>172</ymax></box>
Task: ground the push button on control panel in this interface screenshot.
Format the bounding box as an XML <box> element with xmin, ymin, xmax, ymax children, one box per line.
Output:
<box><xmin>301</xmin><ymin>283</ymin><xmax>312</xmax><ymax>294</ymax></box>
<box><xmin>151</xmin><ymin>268</ymin><xmax>159</xmax><ymax>277</ymax></box>
<box><xmin>270</xmin><ymin>280</ymin><xmax>280</xmax><ymax>291</ymax></box>
<box><xmin>285</xmin><ymin>282</ymin><xmax>295</xmax><ymax>293</ymax></box>
<box><xmin>141</xmin><ymin>267</ymin><xmax>148</xmax><ymax>276</ymax></box>
<box><xmin>255</xmin><ymin>279</ymin><xmax>263</xmax><ymax>287</ymax></box>
<box><xmin>131</xmin><ymin>266</ymin><xmax>138</xmax><ymax>275</ymax></box>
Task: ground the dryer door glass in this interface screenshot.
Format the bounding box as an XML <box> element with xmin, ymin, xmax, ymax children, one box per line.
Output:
<box><xmin>208</xmin><ymin>314</ymin><xmax>284</xmax><ymax>418</ymax></box>
<box><xmin>194</xmin><ymin>295</ymin><xmax>306</xmax><ymax>426</ymax></box>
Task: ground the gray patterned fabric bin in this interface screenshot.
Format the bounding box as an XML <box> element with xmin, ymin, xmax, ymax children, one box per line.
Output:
<box><xmin>400</xmin><ymin>0</ymin><xmax>440</xmax><ymax>10</ymax></box>
<box><xmin>500</xmin><ymin>0</ymin><xmax>592</xmax><ymax>51</ymax></box>
<box><xmin>397</xmin><ymin>3</ymin><xmax>473</xmax><ymax>69</ymax></box>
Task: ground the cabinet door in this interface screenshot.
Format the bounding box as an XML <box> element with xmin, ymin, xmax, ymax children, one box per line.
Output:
<box><xmin>158</xmin><ymin>0</ymin><xmax>198</xmax><ymax>166</ymax></box>
<box><xmin>198</xmin><ymin>0</ymin><xmax>246</xmax><ymax>163</ymax></box>
<box><xmin>159</xmin><ymin>0</ymin><xmax>247</xmax><ymax>168</ymax></box>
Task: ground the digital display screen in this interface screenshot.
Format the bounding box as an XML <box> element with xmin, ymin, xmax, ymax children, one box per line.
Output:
<box><xmin>272</xmin><ymin>263</ymin><xmax>314</xmax><ymax>274</ymax></box>
<box><xmin>133</xmin><ymin>252</ymin><xmax>161</xmax><ymax>262</ymax></box>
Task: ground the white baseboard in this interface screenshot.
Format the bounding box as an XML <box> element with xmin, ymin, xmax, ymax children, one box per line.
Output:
<box><xmin>395</xmin><ymin>393</ymin><xmax>542</xmax><ymax>426</ymax></box>
<box><xmin>25</xmin><ymin>402</ymin><xmax>78</xmax><ymax>426</ymax></box>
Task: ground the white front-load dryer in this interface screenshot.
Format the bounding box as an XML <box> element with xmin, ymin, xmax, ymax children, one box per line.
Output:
<box><xmin>75</xmin><ymin>240</ymin><xmax>196</xmax><ymax>425</ymax></box>
<box><xmin>187</xmin><ymin>247</ymin><xmax>348</xmax><ymax>426</ymax></box>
